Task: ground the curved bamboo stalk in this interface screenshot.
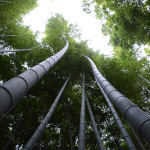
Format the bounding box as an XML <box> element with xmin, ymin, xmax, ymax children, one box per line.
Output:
<box><xmin>84</xmin><ymin>56</ymin><xmax>150</xmax><ymax>145</ymax></box>
<box><xmin>95</xmin><ymin>77</ymin><xmax>136</xmax><ymax>149</ymax></box>
<box><xmin>85</xmin><ymin>93</ymin><xmax>105</xmax><ymax>150</ymax></box>
<box><xmin>78</xmin><ymin>73</ymin><xmax>86</xmax><ymax>150</ymax></box>
<box><xmin>0</xmin><ymin>39</ymin><xmax>69</xmax><ymax>114</ymax></box>
<box><xmin>24</xmin><ymin>75</ymin><xmax>70</xmax><ymax>150</ymax></box>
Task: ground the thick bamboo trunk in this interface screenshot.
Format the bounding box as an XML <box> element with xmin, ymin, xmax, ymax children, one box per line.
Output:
<box><xmin>0</xmin><ymin>39</ymin><xmax>69</xmax><ymax>114</ymax></box>
<box><xmin>95</xmin><ymin>77</ymin><xmax>136</xmax><ymax>149</ymax></box>
<box><xmin>84</xmin><ymin>56</ymin><xmax>150</xmax><ymax>145</ymax></box>
<box><xmin>24</xmin><ymin>75</ymin><xmax>70</xmax><ymax>150</ymax></box>
<box><xmin>85</xmin><ymin>93</ymin><xmax>105</xmax><ymax>150</ymax></box>
<box><xmin>78</xmin><ymin>73</ymin><xmax>86</xmax><ymax>150</ymax></box>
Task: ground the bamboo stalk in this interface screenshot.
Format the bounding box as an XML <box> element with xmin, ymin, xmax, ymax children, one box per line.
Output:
<box><xmin>78</xmin><ymin>73</ymin><xmax>86</xmax><ymax>150</ymax></box>
<box><xmin>85</xmin><ymin>93</ymin><xmax>105</xmax><ymax>150</ymax></box>
<box><xmin>24</xmin><ymin>75</ymin><xmax>70</xmax><ymax>150</ymax></box>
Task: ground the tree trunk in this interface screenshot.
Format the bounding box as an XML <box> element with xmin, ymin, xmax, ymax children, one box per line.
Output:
<box><xmin>84</xmin><ymin>56</ymin><xmax>150</xmax><ymax>145</ymax></box>
<box><xmin>78</xmin><ymin>73</ymin><xmax>86</xmax><ymax>150</ymax></box>
<box><xmin>24</xmin><ymin>75</ymin><xmax>70</xmax><ymax>150</ymax></box>
<box><xmin>0</xmin><ymin>39</ymin><xmax>69</xmax><ymax>114</ymax></box>
<box><xmin>95</xmin><ymin>77</ymin><xmax>136</xmax><ymax>149</ymax></box>
<box><xmin>85</xmin><ymin>93</ymin><xmax>104</xmax><ymax>150</ymax></box>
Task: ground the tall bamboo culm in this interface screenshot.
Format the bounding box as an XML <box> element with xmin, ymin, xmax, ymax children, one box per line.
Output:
<box><xmin>85</xmin><ymin>93</ymin><xmax>105</xmax><ymax>150</ymax></box>
<box><xmin>84</xmin><ymin>56</ymin><xmax>150</xmax><ymax>145</ymax></box>
<box><xmin>78</xmin><ymin>73</ymin><xmax>86</xmax><ymax>150</ymax></box>
<box><xmin>24</xmin><ymin>75</ymin><xmax>70</xmax><ymax>150</ymax></box>
<box><xmin>95</xmin><ymin>77</ymin><xmax>136</xmax><ymax>149</ymax></box>
<box><xmin>0</xmin><ymin>39</ymin><xmax>69</xmax><ymax>114</ymax></box>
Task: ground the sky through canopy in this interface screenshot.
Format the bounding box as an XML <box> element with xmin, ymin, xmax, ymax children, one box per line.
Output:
<box><xmin>23</xmin><ymin>0</ymin><xmax>113</xmax><ymax>56</ymax></box>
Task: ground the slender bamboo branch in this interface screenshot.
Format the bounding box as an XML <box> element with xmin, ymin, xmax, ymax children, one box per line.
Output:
<box><xmin>85</xmin><ymin>93</ymin><xmax>105</xmax><ymax>150</ymax></box>
<box><xmin>0</xmin><ymin>48</ymin><xmax>33</xmax><ymax>53</ymax></box>
<box><xmin>24</xmin><ymin>75</ymin><xmax>70</xmax><ymax>150</ymax></box>
<box><xmin>137</xmin><ymin>77</ymin><xmax>150</xmax><ymax>95</ymax></box>
<box><xmin>0</xmin><ymin>35</ymin><xmax>18</xmax><ymax>37</ymax></box>
<box><xmin>137</xmin><ymin>74</ymin><xmax>150</xmax><ymax>85</ymax></box>
<box><xmin>78</xmin><ymin>73</ymin><xmax>86</xmax><ymax>150</ymax></box>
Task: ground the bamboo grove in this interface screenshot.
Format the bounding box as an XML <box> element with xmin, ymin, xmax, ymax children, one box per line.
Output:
<box><xmin>0</xmin><ymin>0</ymin><xmax>150</xmax><ymax>149</ymax></box>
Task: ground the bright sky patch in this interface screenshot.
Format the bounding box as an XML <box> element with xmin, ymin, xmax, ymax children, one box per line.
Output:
<box><xmin>23</xmin><ymin>0</ymin><xmax>113</xmax><ymax>56</ymax></box>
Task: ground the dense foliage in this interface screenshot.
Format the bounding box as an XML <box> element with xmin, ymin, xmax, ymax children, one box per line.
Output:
<box><xmin>83</xmin><ymin>0</ymin><xmax>150</xmax><ymax>49</ymax></box>
<box><xmin>0</xmin><ymin>1</ymin><xmax>150</xmax><ymax>149</ymax></box>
